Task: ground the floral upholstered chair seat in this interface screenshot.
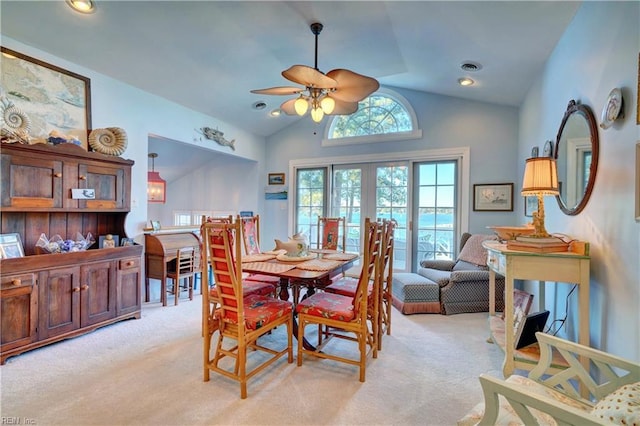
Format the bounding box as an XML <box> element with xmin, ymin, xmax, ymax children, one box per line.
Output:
<box><xmin>296</xmin><ymin>292</ymin><xmax>356</xmax><ymax>322</ymax></box>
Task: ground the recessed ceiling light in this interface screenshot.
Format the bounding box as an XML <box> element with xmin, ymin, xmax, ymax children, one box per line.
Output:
<box><xmin>270</xmin><ymin>109</ymin><xmax>281</xmax><ymax>117</ymax></box>
<box><xmin>460</xmin><ymin>61</ymin><xmax>482</xmax><ymax>72</ymax></box>
<box><xmin>66</xmin><ymin>0</ymin><xmax>95</xmax><ymax>14</ymax></box>
<box><xmin>458</xmin><ymin>77</ymin><xmax>474</xmax><ymax>87</ymax></box>
<box><xmin>252</xmin><ymin>101</ymin><xmax>267</xmax><ymax>110</ymax></box>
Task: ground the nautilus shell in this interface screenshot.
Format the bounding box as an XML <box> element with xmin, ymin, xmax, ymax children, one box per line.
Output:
<box><xmin>0</xmin><ymin>96</ymin><xmax>31</xmax><ymax>133</ymax></box>
<box><xmin>89</xmin><ymin>127</ymin><xmax>128</xmax><ymax>156</ymax></box>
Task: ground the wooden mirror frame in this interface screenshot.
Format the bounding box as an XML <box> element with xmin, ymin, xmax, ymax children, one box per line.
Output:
<box><xmin>554</xmin><ymin>100</ymin><xmax>599</xmax><ymax>215</ymax></box>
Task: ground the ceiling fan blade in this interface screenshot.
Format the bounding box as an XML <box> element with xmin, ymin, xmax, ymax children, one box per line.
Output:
<box><xmin>250</xmin><ymin>86</ymin><xmax>303</xmax><ymax>96</ymax></box>
<box><xmin>326</xmin><ymin>69</ymin><xmax>380</xmax><ymax>102</ymax></box>
<box><xmin>282</xmin><ymin>65</ymin><xmax>337</xmax><ymax>88</ymax></box>
<box><xmin>279</xmin><ymin>98</ymin><xmax>299</xmax><ymax>115</ymax></box>
<box><xmin>327</xmin><ymin>98</ymin><xmax>359</xmax><ymax>115</ymax></box>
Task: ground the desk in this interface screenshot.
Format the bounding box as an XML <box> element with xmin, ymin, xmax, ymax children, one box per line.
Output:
<box><xmin>483</xmin><ymin>241</ymin><xmax>590</xmax><ymax>377</ymax></box>
<box><xmin>145</xmin><ymin>232</ymin><xmax>201</xmax><ymax>306</ymax></box>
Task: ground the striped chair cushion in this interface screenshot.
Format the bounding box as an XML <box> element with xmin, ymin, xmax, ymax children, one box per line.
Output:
<box><xmin>296</xmin><ymin>292</ymin><xmax>355</xmax><ymax>321</ymax></box>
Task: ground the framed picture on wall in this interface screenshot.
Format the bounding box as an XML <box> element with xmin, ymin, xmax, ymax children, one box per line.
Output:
<box><xmin>524</xmin><ymin>196</ymin><xmax>538</xmax><ymax>217</ymax></box>
<box><xmin>473</xmin><ymin>183</ymin><xmax>514</xmax><ymax>211</ymax></box>
<box><xmin>0</xmin><ymin>46</ymin><xmax>92</xmax><ymax>149</ymax></box>
<box><xmin>268</xmin><ymin>173</ymin><xmax>285</xmax><ymax>185</ymax></box>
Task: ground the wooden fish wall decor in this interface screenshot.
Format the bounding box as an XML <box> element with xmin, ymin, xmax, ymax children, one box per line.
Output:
<box><xmin>196</xmin><ymin>127</ymin><xmax>235</xmax><ymax>150</ymax></box>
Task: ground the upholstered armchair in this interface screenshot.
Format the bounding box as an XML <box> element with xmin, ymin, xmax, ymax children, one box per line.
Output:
<box><xmin>417</xmin><ymin>233</ymin><xmax>505</xmax><ymax>315</ymax></box>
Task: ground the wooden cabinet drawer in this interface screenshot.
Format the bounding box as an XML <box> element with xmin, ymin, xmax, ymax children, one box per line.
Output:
<box><xmin>1</xmin><ymin>273</ymin><xmax>36</xmax><ymax>289</ymax></box>
<box><xmin>119</xmin><ymin>257</ymin><xmax>140</xmax><ymax>270</ymax></box>
<box><xmin>487</xmin><ymin>251</ymin><xmax>506</xmax><ymax>274</ymax></box>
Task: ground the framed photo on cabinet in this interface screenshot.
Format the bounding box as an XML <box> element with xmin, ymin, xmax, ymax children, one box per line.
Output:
<box><xmin>0</xmin><ymin>233</ymin><xmax>25</xmax><ymax>259</ymax></box>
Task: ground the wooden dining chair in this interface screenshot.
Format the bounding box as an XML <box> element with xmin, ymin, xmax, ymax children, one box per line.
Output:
<box><xmin>323</xmin><ymin>219</ymin><xmax>394</xmax><ymax>351</ymax></box>
<box><xmin>238</xmin><ymin>214</ymin><xmax>281</xmax><ymax>288</ymax></box>
<box><xmin>317</xmin><ymin>216</ymin><xmax>346</xmax><ymax>251</ymax></box>
<box><xmin>296</xmin><ymin>218</ymin><xmax>382</xmax><ymax>382</ymax></box>
<box><xmin>165</xmin><ymin>247</ymin><xmax>196</xmax><ymax>306</ymax></box>
<box><xmin>201</xmin><ymin>220</ymin><xmax>293</xmax><ymax>399</ymax></box>
<box><xmin>200</xmin><ymin>215</ymin><xmax>274</xmax><ymax>339</ymax></box>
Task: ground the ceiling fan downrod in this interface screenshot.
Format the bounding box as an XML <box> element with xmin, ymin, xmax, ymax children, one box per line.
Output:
<box><xmin>310</xmin><ymin>22</ymin><xmax>323</xmax><ymax>71</ymax></box>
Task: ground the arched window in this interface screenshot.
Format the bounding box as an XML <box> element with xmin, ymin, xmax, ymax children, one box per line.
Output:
<box><xmin>323</xmin><ymin>88</ymin><xmax>421</xmax><ymax>146</ymax></box>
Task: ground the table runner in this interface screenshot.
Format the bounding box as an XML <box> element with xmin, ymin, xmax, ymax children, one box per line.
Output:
<box><xmin>241</xmin><ymin>253</ymin><xmax>276</xmax><ymax>263</ymax></box>
<box><xmin>242</xmin><ymin>262</ymin><xmax>296</xmax><ymax>274</ymax></box>
<box><xmin>295</xmin><ymin>259</ymin><xmax>344</xmax><ymax>271</ymax></box>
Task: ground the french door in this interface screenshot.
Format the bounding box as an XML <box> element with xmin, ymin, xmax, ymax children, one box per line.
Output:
<box><xmin>331</xmin><ymin>162</ymin><xmax>409</xmax><ymax>271</ymax></box>
<box><xmin>295</xmin><ymin>155</ymin><xmax>461</xmax><ymax>272</ymax></box>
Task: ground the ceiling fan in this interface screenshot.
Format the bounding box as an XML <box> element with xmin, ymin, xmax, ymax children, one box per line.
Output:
<box><xmin>250</xmin><ymin>22</ymin><xmax>379</xmax><ymax>123</ymax></box>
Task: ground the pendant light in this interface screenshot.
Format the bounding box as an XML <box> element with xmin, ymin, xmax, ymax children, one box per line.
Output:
<box><xmin>147</xmin><ymin>153</ymin><xmax>166</xmax><ymax>203</ymax></box>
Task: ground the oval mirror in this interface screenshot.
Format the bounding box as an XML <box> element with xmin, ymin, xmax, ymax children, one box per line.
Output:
<box><xmin>554</xmin><ymin>100</ymin><xmax>599</xmax><ymax>215</ymax></box>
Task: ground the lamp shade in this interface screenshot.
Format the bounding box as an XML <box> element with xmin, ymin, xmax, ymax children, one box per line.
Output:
<box><xmin>147</xmin><ymin>171</ymin><xmax>166</xmax><ymax>203</ymax></box>
<box><xmin>521</xmin><ymin>157</ymin><xmax>559</xmax><ymax>196</ymax></box>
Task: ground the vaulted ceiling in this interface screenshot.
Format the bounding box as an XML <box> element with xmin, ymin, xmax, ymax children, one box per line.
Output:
<box><xmin>1</xmin><ymin>1</ymin><xmax>580</xmax><ymax>139</ymax></box>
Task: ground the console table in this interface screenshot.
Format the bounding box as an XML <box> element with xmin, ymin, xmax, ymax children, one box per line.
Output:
<box><xmin>483</xmin><ymin>241</ymin><xmax>590</xmax><ymax>377</ymax></box>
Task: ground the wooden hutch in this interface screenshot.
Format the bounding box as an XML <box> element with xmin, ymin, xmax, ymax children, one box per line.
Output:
<box><xmin>0</xmin><ymin>143</ymin><xmax>143</xmax><ymax>364</ymax></box>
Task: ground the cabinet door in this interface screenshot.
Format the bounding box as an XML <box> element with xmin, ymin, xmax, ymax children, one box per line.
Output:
<box><xmin>39</xmin><ymin>266</ymin><xmax>81</xmax><ymax>339</ymax></box>
<box><xmin>78</xmin><ymin>163</ymin><xmax>126</xmax><ymax>210</ymax></box>
<box><xmin>1</xmin><ymin>273</ymin><xmax>38</xmax><ymax>352</ymax></box>
<box><xmin>1</xmin><ymin>153</ymin><xmax>63</xmax><ymax>208</ymax></box>
<box><xmin>117</xmin><ymin>257</ymin><xmax>141</xmax><ymax>316</ymax></box>
<box><xmin>80</xmin><ymin>261</ymin><xmax>117</xmax><ymax>327</ymax></box>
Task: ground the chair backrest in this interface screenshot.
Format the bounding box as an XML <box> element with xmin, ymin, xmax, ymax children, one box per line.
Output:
<box><xmin>378</xmin><ymin>219</ymin><xmax>395</xmax><ymax>285</ymax></box>
<box><xmin>352</xmin><ymin>218</ymin><xmax>382</xmax><ymax>317</ymax></box>
<box><xmin>317</xmin><ymin>217</ymin><xmax>346</xmax><ymax>251</ymax></box>
<box><xmin>238</xmin><ymin>215</ymin><xmax>261</xmax><ymax>255</ymax></box>
<box><xmin>202</xmin><ymin>221</ymin><xmax>244</xmax><ymax>326</ymax></box>
<box><xmin>174</xmin><ymin>247</ymin><xmax>196</xmax><ymax>277</ymax></box>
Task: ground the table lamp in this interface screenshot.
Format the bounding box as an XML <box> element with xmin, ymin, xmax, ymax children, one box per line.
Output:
<box><xmin>520</xmin><ymin>157</ymin><xmax>559</xmax><ymax>238</ymax></box>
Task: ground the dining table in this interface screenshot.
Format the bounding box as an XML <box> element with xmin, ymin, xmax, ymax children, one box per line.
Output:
<box><xmin>241</xmin><ymin>249</ymin><xmax>359</xmax><ymax>349</ymax></box>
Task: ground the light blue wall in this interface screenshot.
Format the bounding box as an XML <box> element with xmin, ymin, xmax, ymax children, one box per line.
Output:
<box><xmin>263</xmin><ymin>87</ymin><xmax>520</xmax><ymax>247</ymax></box>
<box><xmin>519</xmin><ymin>1</ymin><xmax>639</xmax><ymax>361</ymax></box>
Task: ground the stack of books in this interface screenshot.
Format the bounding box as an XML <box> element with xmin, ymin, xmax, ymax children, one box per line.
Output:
<box><xmin>507</xmin><ymin>236</ymin><xmax>569</xmax><ymax>253</ymax></box>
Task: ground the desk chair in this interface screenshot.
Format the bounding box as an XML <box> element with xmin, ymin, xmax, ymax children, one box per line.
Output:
<box><xmin>296</xmin><ymin>218</ymin><xmax>381</xmax><ymax>382</ymax></box>
<box><xmin>201</xmin><ymin>220</ymin><xmax>293</xmax><ymax>399</ymax></box>
<box><xmin>166</xmin><ymin>247</ymin><xmax>195</xmax><ymax>306</ymax></box>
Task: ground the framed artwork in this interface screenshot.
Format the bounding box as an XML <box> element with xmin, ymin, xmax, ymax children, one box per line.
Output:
<box><xmin>473</xmin><ymin>183</ymin><xmax>514</xmax><ymax>211</ymax></box>
<box><xmin>268</xmin><ymin>173</ymin><xmax>285</xmax><ymax>185</ymax></box>
<box><xmin>120</xmin><ymin>238</ymin><xmax>135</xmax><ymax>247</ymax></box>
<box><xmin>150</xmin><ymin>220</ymin><xmax>161</xmax><ymax>232</ymax></box>
<box><xmin>0</xmin><ymin>46</ymin><xmax>92</xmax><ymax>149</ymax></box>
<box><xmin>99</xmin><ymin>235</ymin><xmax>119</xmax><ymax>249</ymax></box>
<box><xmin>0</xmin><ymin>233</ymin><xmax>25</xmax><ymax>259</ymax></box>
<box><xmin>524</xmin><ymin>196</ymin><xmax>538</xmax><ymax>217</ymax></box>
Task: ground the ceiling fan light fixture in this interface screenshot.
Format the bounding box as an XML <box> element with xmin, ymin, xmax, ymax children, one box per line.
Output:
<box><xmin>311</xmin><ymin>107</ymin><xmax>324</xmax><ymax>123</ymax></box>
<box><xmin>320</xmin><ymin>95</ymin><xmax>335</xmax><ymax>114</ymax></box>
<box><xmin>66</xmin><ymin>0</ymin><xmax>95</xmax><ymax>14</ymax></box>
<box><xmin>294</xmin><ymin>96</ymin><xmax>309</xmax><ymax>116</ymax></box>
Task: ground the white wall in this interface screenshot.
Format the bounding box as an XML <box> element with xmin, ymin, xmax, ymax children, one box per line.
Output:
<box><xmin>519</xmin><ymin>1</ymin><xmax>639</xmax><ymax>361</ymax></box>
<box><xmin>1</xmin><ymin>36</ymin><xmax>268</xmax><ymax>243</ymax></box>
<box><xmin>263</xmin><ymin>87</ymin><xmax>521</xmax><ymax>249</ymax></box>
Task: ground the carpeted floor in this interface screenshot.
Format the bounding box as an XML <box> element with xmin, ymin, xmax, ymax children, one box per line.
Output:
<box><xmin>0</xmin><ymin>295</ymin><xmax>504</xmax><ymax>425</ymax></box>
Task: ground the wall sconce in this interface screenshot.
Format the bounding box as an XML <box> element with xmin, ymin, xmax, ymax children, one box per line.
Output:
<box><xmin>147</xmin><ymin>153</ymin><xmax>166</xmax><ymax>203</ymax></box>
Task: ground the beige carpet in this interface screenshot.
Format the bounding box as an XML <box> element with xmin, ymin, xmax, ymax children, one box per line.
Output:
<box><xmin>0</xmin><ymin>295</ymin><xmax>504</xmax><ymax>425</ymax></box>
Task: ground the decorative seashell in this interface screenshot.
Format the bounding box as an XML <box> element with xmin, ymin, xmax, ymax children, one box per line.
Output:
<box><xmin>0</xmin><ymin>96</ymin><xmax>31</xmax><ymax>133</ymax></box>
<box><xmin>89</xmin><ymin>127</ymin><xmax>128</xmax><ymax>156</ymax></box>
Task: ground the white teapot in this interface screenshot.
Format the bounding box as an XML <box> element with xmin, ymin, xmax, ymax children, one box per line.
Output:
<box><xmin>274</xmin><ymin>231</ymin><xmax>309</xmax><ymax>257</ymax></box>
